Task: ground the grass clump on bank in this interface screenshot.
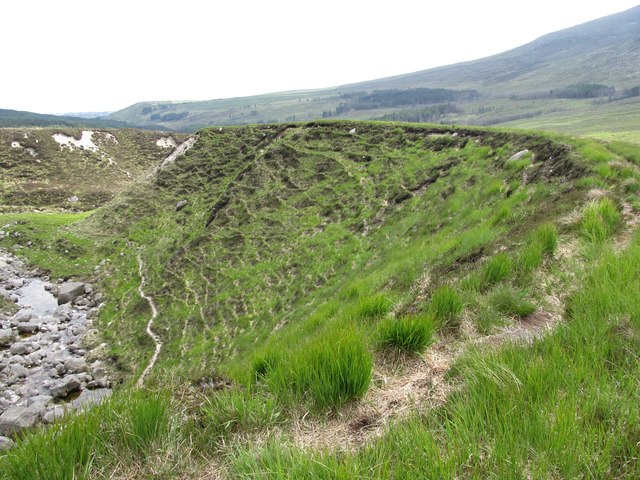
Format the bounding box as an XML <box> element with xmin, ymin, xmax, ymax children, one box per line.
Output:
<box><xmin>428</xmin><ymin>285</ymin><xmax>463</xmax><ymax>330</ymax></box>
<box><xmin>489</xmin><ymin>287</ymin><xmax>536</xmax><ymax>318</ymax></box>
<box><xmin>376</xmin><ymin>313</ymin><xmax>436</xmax><ymax>353</ymax></box>
<box><xmin>481</xmin><ymin>252</ymin><xmax>512</xmax><ymax>289</ymax></box>
<box><xmin>580</xmin><ymin>197</ymin><xmax>621</xmax><ymax>243</ymax></box>
<box><xmin>261</xmin><ymin>326</ymin><xmax>372</xmax><ymax>411</ymax></box>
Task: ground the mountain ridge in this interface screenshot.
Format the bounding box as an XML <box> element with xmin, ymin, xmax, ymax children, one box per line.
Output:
<box><xmin>107</xmin><ymin>5</ymin><xmax>640</xmax><ymax>133</ymax></box>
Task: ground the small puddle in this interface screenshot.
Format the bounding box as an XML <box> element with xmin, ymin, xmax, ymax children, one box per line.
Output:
<box><xmin>16</xmin><ymin>279</ymin><xmax>57</xmax><ymax>316</ymax></box>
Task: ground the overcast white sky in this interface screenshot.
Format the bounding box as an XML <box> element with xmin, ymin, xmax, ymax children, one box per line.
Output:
<box><xmin>2</xmin><ymin>0</ymin><xmax>638</xmax><ymax>114</ymax></box>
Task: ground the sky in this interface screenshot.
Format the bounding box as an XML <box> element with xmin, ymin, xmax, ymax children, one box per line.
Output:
<box><xmin>2</xmin><ymin>0</ymin><xmax>639</xmax><ymax>114</ymax></box>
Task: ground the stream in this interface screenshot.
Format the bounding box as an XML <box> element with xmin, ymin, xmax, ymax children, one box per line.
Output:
<box><xmin>0</xmin><ymin>249</ymin><xmax>112</xmax><ymax>443</ymax></box>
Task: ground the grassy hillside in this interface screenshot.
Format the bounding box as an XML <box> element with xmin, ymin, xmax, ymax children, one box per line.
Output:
<box><xmin>108</xmin><ymin>7</ymin><xmax>640</xmax><ymax>140</ymax></box>
<box><xmin>1</xmin><ymin>121</ymin><xmax>639</xmax><ymax>478</ymax></box>
<box><xmin>0</xmin><ymin>128</ymin><xmax>189</xmax><ymax>211</ymax></box>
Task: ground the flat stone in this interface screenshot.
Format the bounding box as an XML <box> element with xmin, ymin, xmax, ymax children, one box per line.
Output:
<box><xmin>17</xmin><ymin>322</ymin><xmax>39</xmax><ymax>333</ymax></box>
<box><xmin>0</xmin><ymin>406</ymin><xmax>41</xmax><ymax>436</ymax></box>
<box><xmin>27</xmin><ymin>395</ymin><xmax>53</xmax><ymax>407</ymax></box>
<box><xmin>57</xmin><ymin>282</ymin><xmax>86</xmax><ymax>305</ymax></box>
<box><xmin>72</xmin><ymin>388</ymin><xmax>112</xmax><ymax>409</ymax></box>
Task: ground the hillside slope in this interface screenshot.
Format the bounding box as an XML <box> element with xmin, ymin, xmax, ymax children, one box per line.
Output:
<box><xmin>108</xmin><ymin>7</ymin><xmax>640</xmax><ymax>135</ymax></box>
<box><xmin>1</xmin><ymin>122</ymin><xmax>639</xmax><ymax>478</ymax></box>
<box><xmin>0</xmin><ymin>128</ymin><xmax>190</xmax><ymax>211</ymax></box>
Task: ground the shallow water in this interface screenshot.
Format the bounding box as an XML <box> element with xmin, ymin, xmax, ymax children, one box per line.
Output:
<box><xmin>16</xmin><ymin>279</ymin><xmax>57</xmax><ymax>316</ymax></box>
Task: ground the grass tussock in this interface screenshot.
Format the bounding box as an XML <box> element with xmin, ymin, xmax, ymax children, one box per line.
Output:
<box><xmin>428</xmin><ymin>285</ymin><xmax>463</xmax><ymax>330</ymax></box>
<box><xmin>376</xmin><ymin>313</ymin><xmax>436</xmax><ymax>353</ymax></box>
<box><xmin>580</xmin><ymin>197</ymin><xmax>621</xmax><ymax>243</ymax></box>
<box><xmin>195</xmin><ymin>388</ymin><xmax>282</xmax><ymax>442</ymax></box>
<box><xmin>489</xmin><ymin>287</ymin><xmax>536</xmax><ymax>318</ymax></box>
<box><xmin>481</xmin><ymin>252</ymin><xmax>512</xmax><ymax>288</ymax></box>
<box><xmin>352</xmin><ymin>293</ymin><xmax>392</xmax><ymax>321</ymax></box>
<box><xmin>263</xmin><ymin>326</ymin><xmax>372</xmax><ymax>410</ymax></box>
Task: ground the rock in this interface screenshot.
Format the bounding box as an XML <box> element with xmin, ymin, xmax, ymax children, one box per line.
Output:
<box><xmin>49</xmin><ymin>375</ymin><xmax>81</xmax><ymax>399</ymax></box>
<box><xmin>349</xmin><ymin>128</ymin><xmax>357</xmax><ymax>135</ymax></box>
<box><xmin>17</xmin><ymin>322</ymin><xmax>39</xmax><ymax>333</ymax></box>
<box><xmin>27</xmin><ymin>395</ymin><xmax>53</xmax><ymax>408</ymax></box>
<box><xmin>57</xmin><ymin>282</ymin><xmax>86</xmax><ymax>305</ymax></box>
<box><xmin>0</xmin><ymin>406</ymin><xmax>41</xmax><ymax>436</ymax></box>
<box><xmin>0</xmin><ymin>435</ymin><xmax>14</xmax><ymax>451</ymax></box>
<box><xmin>67</xmin><ymin>195</ymin><xmax>79</xmax><ymax>203</ymax></box>
<box><xmin>508</xmin><ymin>149</ymin><xmax>530</xmax><ymax>161</ymax></box>
<box><xmin>87</xmin><ymin>377</ymin><xmax>109</xmax><ymax>389</ymax></box>
<box><xmin>9</xmin><ymin>342</ymin><xmax>29</xmax><ymax>355</ymax></box>
<box><xmin>0</xmin><ymin>329</ymin><xmax>15</xmax><ymax>346</ymax></box>
<box><xmin>42</xmin><ymin>406</ymin><xmax>67</xmax><ymax>424</ymax></box>
<box><xmin>176</xmin><ymin>200</ymin><xmax>188</xmax><ymax>211</ymax></box>
<box><xmin>72</xmin><ymin>388</ymin><xmax>112</xmax><ymax>409</ymax></box>
<box><xmin>12</xmin><ymin>311</ymin><xmax>32</xmax><ymax>323</ymax></box>
<box><xmin>64</xmin><ymin>358</ymin><xmax>88</xmax><ymax>373</ymax></box>
<box><xmin>11</xmin><ymin>364</ymin><xmax>28</xmax><ymax>378</ymax></box>
<box><xmin>83</xmin><ymin>284</ymin><xmax>93</xmax><ymax>294</ymax></box>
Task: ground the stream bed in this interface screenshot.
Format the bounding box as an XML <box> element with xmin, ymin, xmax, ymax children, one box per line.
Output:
<box><xmin>0</xmin><ymin>249</ymin><xmax>111</xmax><ymax>443</ymax></box>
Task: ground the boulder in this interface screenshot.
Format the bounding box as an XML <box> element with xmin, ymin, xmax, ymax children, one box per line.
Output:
<box><xmin>0</xmin><ymin>406</ymin><xmax>41</xmax><ymax>436</ymax></box>
<box><xmin>508</xmin><ymin>149</ymin><xmax>530</xmax><ymax>161</ymax></box>
<box><xmin>17</xmin><ymin>322</ymin><xmax>39</xmax><ymax>333</ymax></box>
<box><xmin>57</xmin><ymin>282</ymin><xmax>86</xmax><ymax>305</ymax></box>
<box><xmin>49</xmin><ymin>375</ymin><xmax>81</xmax><ymax>399</ymax></box>
<box><xmin>11</xmin><ymin>364</ymin><xmax>28</xmax><ymax>378</ymax></box>
<box><xmin>9</xmin><ymin>342</ymin><xmax>29</xmax><ymax>355</ymax></box>
<box><xmin>64</xmin><ymin>357</ymin><xmax>88</xmax><ymax>373</ymax></box>
<box><xmin>176</xmin><ymin>200</ymin><xmax>188</xmax><ymax>211</ymax></box>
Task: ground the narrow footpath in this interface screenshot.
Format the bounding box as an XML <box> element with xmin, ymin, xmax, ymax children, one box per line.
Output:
<box><xmin>136</xmin><ymin>255</ymin><xmax>162</xmax><ymax>388</ymax></box>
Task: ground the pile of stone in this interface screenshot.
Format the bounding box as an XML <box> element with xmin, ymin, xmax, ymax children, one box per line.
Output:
<box><xmin>0</xmin><ymin>251</ymin><xmax>111</xmax><ymax>449</ymax></box>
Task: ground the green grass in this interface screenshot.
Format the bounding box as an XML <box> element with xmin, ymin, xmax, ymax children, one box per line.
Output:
<box><xmin>580</xmin><ymin>197</ymin><xmax>621</xmax><ymax>243</ymax></box>
<box><xmin>2</xmin><ymin>121</ymin><xmax>637</xmax><ymax>478</ymax></box>
<box><xmin>194</xmin><ymin>388</ymin><xmax>282</xmax><ymax>443</ymax></box>
<box><xmin>376</xmin><ymin>313</ymin><xmax>436</xmax><ymax>353</ymax></box>
<box><xmin>231</xmin><ymin>231</ymin><xmax>640</xmax><ymax>479</ymax></box>
<box><xmin>481</xmin><ymin>252</ymin><xmax>512</xmax><ymax>288</ymax></box>
<box><xmin>428</xmin><ymin>285</ymin><xmax>464</xmax><ymax>330</ymax></box>
<box><xmin>489</xmin><ymin>287</ymin><xmax>536</xmax><ymax>318</ymax></box>
<box><xmin>0</xmin><ymin>390</ymin><xmax>171</xmax><ymax>480</ymax></box>
<box><xmin>262</xmin><ymin>325</ymin><xmax>372</xmax><ymax>410</ymax></box>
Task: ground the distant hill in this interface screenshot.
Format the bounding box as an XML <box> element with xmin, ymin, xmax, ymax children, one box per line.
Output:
<box><xmin>0</xmin><ymin>108</ymin><xmax>166</xmax><ymax>130</ymax></box>
<box><xmin>108</xmin><ymin>5</ymin><xmax>640</xmax><ymax>140</ymax></box>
